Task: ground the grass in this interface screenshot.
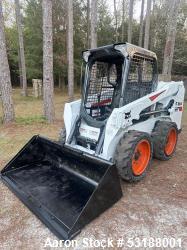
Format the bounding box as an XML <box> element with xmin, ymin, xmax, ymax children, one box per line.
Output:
<box><xmin>0</xmin><ymin>87</ymin><xmax>80</xmax><ymax>168</ymax></box>
<box><xmin>16</xmin><ymin>116</ymin><xmax>47</xmax><ymax>125</ymax></box>
<box><xmin>0</xmin><ymin>87</ymin><xmax>80</xmax><ymax>122</ymax></box>
<box><xmin>0</xmin><ymin>87</ymin><xmax>186</xmax><ymax>169</ymax></box>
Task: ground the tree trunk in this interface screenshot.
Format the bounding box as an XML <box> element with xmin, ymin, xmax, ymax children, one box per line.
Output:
<box><xmin>121</xmin><ymin>0</ymin><xmax>125</xmax><ymax>41</ymax></box>
<box><xmin>138</xmin><ymin>0</ymin><xmax>144</xmax><ymax>47</ymax></box>
<box><xmin>144</xmin><ymin>0</ymin><xmax>152</xmax><ymax>49</ymax></box>
<box><xmin>87</xmin><ymin>0</ymin><xmax>90</xmax><ymax>48</ymax></box>
<box><xmin>0</xmin><ymin>2</ymin><xmax>15</xmax><ymax>124</ymax></box>
<box><xmin>17</xmin><ymin>47</ymin><xmax>23</xmax><ymax>88</ymax></box>
<box><xmin>90</xmin><ymin>0</ymin><xmax>97</xmax><ymax>48</ymax></box>
<box><xmin>42</xmin><ymin>0</ymin><xmax>55</xmax><ymax>123</ymax></box>
<box><xmin>58</xmin><ymin>74</ymin><xmax>62</xmax><ymax>89</ymax></box>
<box><xmin>128</xmin><ymin>0</ymin><xmax>134</xmax><ymax>43</ymax></box>
<box><xmin>150</xmin><ymin>0</ymin><xmax>156</xmax><ymax>50</ymax></box>
<box><xmin>162</xmin><ymin>0</ymin><xmax>180</xmax><ymax>80</ymax></box>
<box><xmin>15</xmin><ymin>0</ymin><xmax>27</xmax><ymax>96</ymax></box>
<box><xmin>67</xmin><ymin>0</ymin><xmax>74</xmax><ymax>101</ymax></box>
<box><xmin>114</xmin><ymin>0</ymin><xmax>118</xmax><ymax>42</ymax></box>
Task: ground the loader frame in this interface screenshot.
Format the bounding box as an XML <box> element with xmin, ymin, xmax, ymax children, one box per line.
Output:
<box><xmin>1</xmin><ymin>42</ymin><xmax>185</xmax><ymax>241</ymax></box>
<box><xmin>64</xmin><ymin>44</ymin><xmax>184</xmax><ymax>161</ymax></box>
<box><xmin>66</xmin><ymin>43</ymin><xmax>159</xmax><ymax>150</ymax></box>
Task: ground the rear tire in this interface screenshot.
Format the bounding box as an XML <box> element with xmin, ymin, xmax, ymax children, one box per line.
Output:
<box><xmin>152</xmin><ymin>121</ymin><xmax>178</xmax><ymax>160</ymax></box>
<box><xmin>59</xmin><ymin>128</ymin><xmax>66</xmax><ymax>144</ymax></box>
<box><xmin>114</xmin><ymin>131</ymin><xmax>153</xmax><ymax>182</ymax></box>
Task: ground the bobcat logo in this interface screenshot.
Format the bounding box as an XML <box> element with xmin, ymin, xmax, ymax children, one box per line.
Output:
<box><xmin>125</xmin><ymin>111</ymin><xmax>131</xmax><ymax>119</ymax></box>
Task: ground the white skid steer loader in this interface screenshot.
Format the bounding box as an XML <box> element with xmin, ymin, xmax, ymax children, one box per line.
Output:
<box><xmin>1</xmin><ymin>43</ymin><xmax>185</xmax><ymax>240</ymax></box>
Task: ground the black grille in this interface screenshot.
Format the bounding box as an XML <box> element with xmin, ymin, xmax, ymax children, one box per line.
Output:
<box><xmin>85</xmin><ymin>61</ymin><xmax>121</xmax><ymax>120</ymax></box>
<box><xmin>124</xmin><ymin>54</ymin><xmax>155</xmax><ymax>105</ymax></box>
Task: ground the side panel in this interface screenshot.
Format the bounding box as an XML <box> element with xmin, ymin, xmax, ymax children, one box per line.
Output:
<box><xmin>102</xmin><ymin>81</ymin><xmax>185</xmax><ymax>160</ymax></box>
<box><xmin>64</xmin><ymin>100</ymin><xmax>81</xmax><ymax>141</ymax></box>
<box><xmin>79</xmin><ymin>120</ymin><xmax>100</xmax><ymax>141</ymax></box>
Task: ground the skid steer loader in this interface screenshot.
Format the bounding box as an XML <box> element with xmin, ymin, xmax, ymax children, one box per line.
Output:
<box><xmin>1</xmin><ymin>43</ymin><xmax>185</xmax><ymax>240</ymax></box>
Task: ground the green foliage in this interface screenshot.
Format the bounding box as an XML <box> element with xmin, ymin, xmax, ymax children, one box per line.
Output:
<box><xmin>5</xmin><ymin>25</ymin><xmax>19</xmax><ymax>81</ymax></box>
<box><xmin>52</xmin><ymin>0</ymin><xmax>67</xmax><ymax>83</ymax></box>
<box><xmin>24</xmin><ymin>0</ymin><xmax>43</xmax><ymax>80</ymax></box>
<box><xmin>172</xmin><ymin>3</ymin><xmax>187</xmax><ymax>75</ymax></box>
<box><xmin>73</xmin><ymin>0</ymin><xmax>87</xmax><ymax>86</ymax></box>
<box><xmin>4</xmin><ymin>0</ymin><xmax>187</xmax><ymax>87</ymax></box>
<box><xmin>97</xmin><ymin>0</ymin><xmax>115</xmax><ymax>46</ymax></box>
<box><xmin>149</xmin><ymin>2</ymin><xmax>168</xmax><ymax>73</ymax></box>
<box><xmin>16</xmin><ymin>115</ymin><xmax>46</xmax><ymax>125</ymax></box>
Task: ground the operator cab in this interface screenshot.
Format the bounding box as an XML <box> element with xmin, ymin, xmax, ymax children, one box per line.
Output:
<box><xmin>75</xmin><ymin>43</ymin><xmax>157</xmax><ymax>152</ymax></box>
<box><xmin>83</xmin><ymin>47</ymin><xmax>124</xmax><ymax>122</ymax></box>
<box><xmin>81</xmin><ymin>43</ymin><xmax>157</xmax><ymax>125</ymax></box>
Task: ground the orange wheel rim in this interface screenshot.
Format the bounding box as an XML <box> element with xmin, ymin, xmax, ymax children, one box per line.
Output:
<box><xmin>132</xmin><ymin>140</ymin><xmax>151</xmax><ymax>176</ymax></box>
<box><xmin>164</xmin><ymin>128</ymin><xmax>177</xmax><ymax>156</ymax></box>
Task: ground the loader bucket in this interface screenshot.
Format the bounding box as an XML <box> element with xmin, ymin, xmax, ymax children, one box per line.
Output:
<box><xmin>1</xmin><ymin>136</ymin><xmax>122</xmax><ymax>240</ymax></box>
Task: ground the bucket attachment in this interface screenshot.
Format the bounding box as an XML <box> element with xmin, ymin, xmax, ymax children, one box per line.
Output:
<box><xmin>1</xmin><ymin>136</ymin><xmax>122</xmax><ymax>240</ymax></box>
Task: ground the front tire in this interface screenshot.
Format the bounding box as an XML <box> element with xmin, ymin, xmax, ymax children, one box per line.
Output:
<box><xmin>152</xmin><ymin>121</ymin><xmax>178</xmax><ymax>160</ymax></box>
<box><xmin>114</xmin><ymin>131</ymin><xmax>153</xmax><ymax>182</ymax></box>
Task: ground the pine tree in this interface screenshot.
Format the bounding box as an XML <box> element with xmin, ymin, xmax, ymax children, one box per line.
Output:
<box><xmin>87</xmin><ymin>0</ymin><xmax>90</xmax><ymax>48</ymax></box>
<box><xmin>67</xmin><ymin>0</ymin><xmax>74</xmax><ymax>100</ymax></box>
<box><xmin>144</xmin><ymin>0</ymin><xmax>152</xmax><ymax>49</ymax></box>
<box><xmin>122</xmin><ymin>0</ymin><xmax>125</xmax><ymax>41</ymax></box>
<box><xmin>42</xmin><ymin>0</ymin><xmax>55</xmax><ymax>123</ymax></box>
<box><xmin>90</xmin><ymin>0</ymin><xmax>97</xmax><ymax>48</ymax></box>
<box><xmin>15</xmin><ymin>0</ymin><xmax>27</xmax><ymax>96</ymax></box>
<box><xmin>114</xmin><ymin>0</ymin><xmax>118</xmax><ymax>42</ymax></box>
<box><xmin>128</xmin><ymin>0</ymin><xmax>134</xmax><ymax>43</ymax></box>
<box><xmin>162</xmin><ymin>0</ymin><xmax>181</xmax><ymax>80</ymax></box>
<box><xmin>0</xmin><ymin>1</ymin><xmax>15</xmax><ymax>123</ymax></box>
<box><xmin>139</xmin><ymin>0</ymin><xmax>145</xmax><ymax>47</ymax></box>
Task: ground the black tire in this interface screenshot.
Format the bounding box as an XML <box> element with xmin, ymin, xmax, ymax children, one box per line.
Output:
<box><xmin>114</xmin><ymin>130</ymin><xmax>153</xmax><ymax>182</ymax></box>
<box><xmin>152</xmin><ymin>121</ymin><xmax>178</xmax><ymax>160</ymax></box>
<box><xmin>59</xmin><ymin>128</ymin><xmax>66</xmax><ymax>144</ymax></box>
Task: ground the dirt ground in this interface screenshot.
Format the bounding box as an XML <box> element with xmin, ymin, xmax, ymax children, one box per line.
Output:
<box><xmin>0</xmin><ymin>89</ymin><xmax>187</xmax><ymax>250</ymax></box>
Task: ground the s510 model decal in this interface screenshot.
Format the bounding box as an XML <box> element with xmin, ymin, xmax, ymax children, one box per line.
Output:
<box><xmin>175</xmin><ymin>106</ymin><xmax>183</xmax><ymax>112</ymax></box>
<box><xmin>175</xmin><ymin>102</ymin><xmax>183</xmax><ymax>112</ymax></box>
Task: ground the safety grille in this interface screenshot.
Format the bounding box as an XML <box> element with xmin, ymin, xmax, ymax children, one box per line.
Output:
<box><xmin>124</xmin><ymin>54</ymin><xmax>155</xmax><ymax>105</ymax></box>
<box><xmin>84</xmin><ymin>61</ymin><xmax>119</xmax><ymax>120</ymax></box>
